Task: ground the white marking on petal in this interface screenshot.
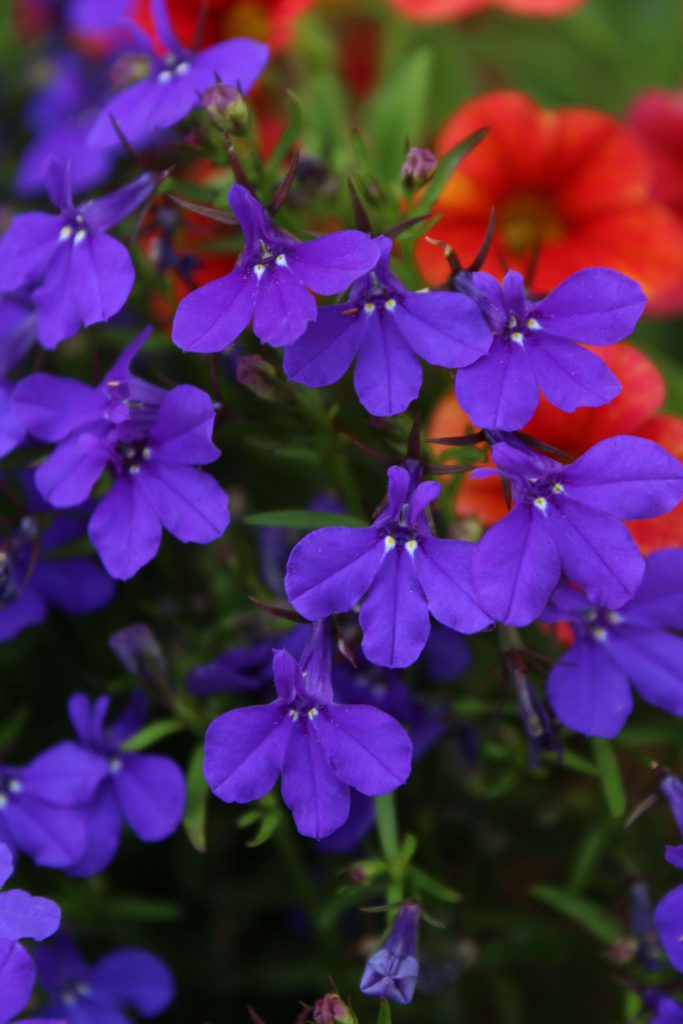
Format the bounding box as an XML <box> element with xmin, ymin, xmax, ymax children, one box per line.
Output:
<box><xmin>175</xmin><ymin>61</ymin><xmax>190</xmax><ymax>75</ymax></box>
<box><xmin>59</xmin><ymin>225</ymin><xmax>74</xmax><ymax>243</ymax></box>
<box><xmin>507</xmin><ymin>316</ymin><xmax>518</xmax><ymax>329</ymax></box>
<box><xmin>129</xmin><ymin>464</ymin><xmax>141</xmax><ymax>475</ymax></box>
<box><xmin>384</xmin><ymin>535</ymin><xmax>396</xmax><ymax>553</ymax></box>
<box><xmin>385</xmin><ymin>298</ymin><xmax>397</xmax><ymax>312</ymax></box>
<box><xmin>7</xmin><ymin>779</ymin><xmax>22</xmax><ymax>794</ymax></box>
<box><xmin>275</xmin><ymin>254</ymin><xmax>287</xmax><ymax>267</ymax></box>
<box><xmin>364</xmin><ymin>302</ymin><xmax>376</xmax><ymax>315</ymax></box>
<box><xmin>109</xmin><ymin>757</ymin><xmax>123</xmax><ymax>775</ymax></box>
<box><xmin>142</xmin><ymin>447</ymin><xmax>152</xmax><ymax>460</ymax></box>
<box><xmin>552</xmin><ymin>483</ymin><xmax>564</xmax><ymax>494</ymax></box>
<box><xmin>533</xmin><ymin>497</ymin><xmax>548</xmax><ymax>514</ymax></box>
<box><xmin>405</xmin><ymin>539</ymin><xmax>417</xmax><ymax>556</ymax></box>
<box><xmin>606</xmin><ymin>611</ymin><xmax>623</xmax><ymax>625</ymax></box>
<box><xmin>74</xmin><ymin>229</ymin><xmax>87</xmax><ymax>246</ymax></box>
<box><xmin>157</xmin><ymin>69</ymin><xmax>173</xmax><ymax>84</ymax></box>
<box><xmin>288</xmin><ymin>709</ymin><xmax>299</xmax><ymax>721</ymax></box>
<box><xmin>592</xmin><ymin>627</ymin><xmax>608</xmax><ymax>642</ymax></box>
<box><xmin>526</xmin><ymin>317</ymin><xmax>541</xmax><ymax>330</ymax></box>
<box><xmin>254</xmin><ymin>263</ymin><xmax>266</xmax><ymax>280</ymax></box>
<box><xmin>307</xmin><ymin>707</ymin><xmax>319</xmax><ymax>720</ymax></box>
<box><xmin>510</xmin><ymin>331</ymin><xmax>524</xmax><ymax>346</ymax></box>
<box><xmin>0</xmin><ymin>794</ymin><xmax>7</xmax><ymax>810</ymax></box>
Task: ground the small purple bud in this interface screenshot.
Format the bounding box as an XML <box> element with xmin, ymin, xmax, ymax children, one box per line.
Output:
<box><xmin>109</xmin><ymin>623</ymin><xmax>166</xmax><ymax>687</ymax></box>
<box><xmin>312</xmin><ymin>993</ymin><xmax>354</xmax><ymax>1024</ymax></box>
<box><xmin>360</xmin><ymin>902</ymin><xmax>421</xmax><ymax>1005</ymax></box>
<box><xmin>401</xmin><ymin>147</ymin><xmax>438</xmax><ymax>189</ymax></box>
<box><xmin>201</xmin><ymin>84</ymin><xmax>250</xmax><ymax>135</ymax></box>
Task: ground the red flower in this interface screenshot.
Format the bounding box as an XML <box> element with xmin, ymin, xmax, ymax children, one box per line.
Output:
<box><xmin>388</xmin><ymin>0</ymin><xmax>585</xmax><ymax>20</ymax></box>
<box><xmin>416</xmin><ymin>91</ymin><xmax>683</xmax><ymax>305</ymax></box>
<box><xmin>629</xmin><ymin>88</ymin><xmax>683</xmax><ymax>314</ymax></box>
<box><xmin>428</xmin><ymin>343</ymin><xmax>683</xmax><ymax>553</ymax></box>
<box><xmin>131</xmin><ymin>0</ymin><xmax>315</xmax><ymax>51</ymax></box>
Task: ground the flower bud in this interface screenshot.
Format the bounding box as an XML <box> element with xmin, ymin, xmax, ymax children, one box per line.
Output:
<box><xmin>201</xmin><ymin>83</ymin><xmax>250</xmax><ymax>135</ymax></box>
<box><xmin>360</xmin><ymin>902</ymin><xmax>421</xmax><ymax>1005</ymax></box>
<box><xmin>401</xmin><ymin>147</ymin><xmax>438</xmax><ymax>189</ymax></box>
<box><xmin>312</xmin><ymin>993</ymin><xmax>354</xmax><ymax>1024</ymax></box>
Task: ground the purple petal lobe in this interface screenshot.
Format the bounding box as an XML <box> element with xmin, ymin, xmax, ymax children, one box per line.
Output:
<box><xmin>622</xmin><ymin>549</ymin><xmax>683</xmax><ymax>630</ymax></box>
<box><xmin>148</xmin><ymin>385</ymin><xmax>219</xmax><ymax>464</ymax></box>
<box><xmin>0</xmin><ymin>939</ymin><xmax>35</xmax><ymax>1023</ymax></box>
<box><xmin>282</xmin><ymin>306</ymin><xmax>361</xmax><ymax>387</ymax></box>
<box><xmin>359</xmin><ymin>550</ymin><xmax>431</xmax><ymax>669</ymax></box>
<box><xmin>4</xmin><ymin>798</ymin><xmax>86</xmax><ymax>868</ymax></box>
<box><xmin>399</xmin><ymin>291</ymin><xmax>490</xmax><ymax>367</ymax></box>
<box><xmin>314</xmin><ymin>704</ymin><xmax>412</xmax><ymax>794</ymax></box>
<box><xmin>655</xmin><ymin>884</ymin><xmax>683</xmax><ymax>972</ymax></box>
<box><xmin>290</xmin><ymin>232</ymin><xmax>380</xmax><ymax>295</ymax></box>
<box><xmin>533</xmin><ymin>268</ymin><xmax>646</xmax><ymax>343</ymax></box>
<box><xmin>285</xmin><ymin>527</ymin><xmax>381</xmax><ymax>620</ymax></box>
<box><xmin>251</xmin><ymin>268</ymin><xmax>317</xmax><ymax>347</ymax></box>
<box><xmin>353</xmin><ymin>311</ymin><xmax>422</xmax><ymax>416</ymax></box>
<box><xmin>13</xmin><ymin>374</ymin><xmax>103</xmax><ymax>442</ymax></box>
<box><xmin>80</xmin><ymin>174</ymin><xmax>155</xmax><ymax>231</ymax></box>
<box><xmin>22</xmin><ymin>742</ymin><xmax>108</xmax><ymax>806</ymax></box>
<box><xmin>90</xmin><ymin>948</ymin><xmax>175</xmax><ymax>1016</ymax></box>
<box><xmin>456</xmin><ymin>338</ymin><xmax>538</xmax><ymax>430</ymax></box>
<box><xmin>280</xmin><ymin>723</ymin><xmax>350</xmax><ymax>840</ymax></box>
<box><xmin>114</xmin><ymin>754</ymin><xmax>185</xmax><ymax>841</ymax></box>
<box><xmin>0</xmin><ymin>212</ymin><xmax>61</xmax><ymax>292</ymax></box>
<box><xmin>608</xmin><ymin>629</ymin><xmax>683</xmax><ymax>718</ymax></box>
<box><xmin>547</xmin><ymin>639</ymin><xmax>633</xmax><ymax>738</ymax></box>
<box><xmin>172</xmin><ymin>270</ymin><xmax>256</xmax><ymax>353</ymax></box>
<box><xmin>35</xmin><ymin>433</ymin><xmax>109</xmax><ymax>507</ymax></box>
<box><xmin>0</xmin><ymin>890</ymin><xmax>61</xmax><ymax>942</ymax></box>
<box><xmin>136</xmin><ymin>464</ymin><xmax>229</xmax><ymax>544</ymax></box>
<box><xmin>473</xmin><ymin>505</ymin><xmax>561</xmax><ymax>626</ymax></box>
<box><xmin>88</xmin><ymin>477</ymin><xmax>162</xmax><ymax>580</ymax></box>
<box><xmin>528</xmin><ymin>337</ymin><xmax>621</xmax><ymax>412</ymax></box>
<box><xmin>414</xmin><ymin>536</ymin><xmax>492</xmax><ymax>634</ymax></box>
<box><xmin>66</xmin><ymin>783</ymin><xmax>123</xmax><ymax>878</ymax></box>
<box><xmin>204</xmin><ymin>703</ymin><xmax>290</xmax><ymax>804</ymax></box>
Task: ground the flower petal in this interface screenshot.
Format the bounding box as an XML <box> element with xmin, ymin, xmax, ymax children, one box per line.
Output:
<box><xmin>204</xmin><ymin>703</ymin><xmax>290</xmax><ymax>804</ymax></box>
<box><xmin>88</xmin><ymin>477</ymin><xmax>162</xmax><ymax>580</ymax></box>
<box><xmin>135</xmin><ymin>463</ymin><xmax>229</xmax><ymax>543</ymax></box>
<box><xmin>314</xmin><ymin>704</ymin><xmax>412</xmax><ymax>794</ymax></box>
<box><xmin>90</xmin><ymin>948</ymin><xmax>175</xmax><ymax>1016</ymax></box>
<box><xmin>12</xmin><ymin>373</ymin><xmax>103</xmax><ymax>442</ymax></box>
<box><xmin>291</xmin><ymin>232</ymin><xmax>380</xmax><ymax>295</ymax></box>
<box><xmin>533</xmin><ymin>268</ymin><xmax>646</xmax><ymax>343</ymax></box>
<box><xmin>359</xmin><ymin>549</ymin><xmax>431</xmax><ymax>668</ymax></box>
<box><xmin>547</xmin><ymin>638</ymin><xmax>633</xmax><ymax>738</ymax></box>
<box><xmin>252</xmin><ymin>267</ymin><xmax>317</xmax><ymax>346</ymax></box>
<box><xmin>414</xmin><ymin>536</ymin><xmax>492</xmax><ymax>634</ymax></box>
<box><xmin>285</xmin><ymin>526</ymin><xmax>382</xmax><ymax>620</ymax></box>
<box><xmin>456</xmin><ymin>338</ymin><xmax>539</xmax><ymax>430</ymax></box>
<box><xmin>528</xmin><ymin>337</ymin><xmax>621</xmax><ymax>412</ymax></box>
<box><xmin>353</xmin><ymin>309</ymin><xmax>422</xmax><ymax>416</ymax></box>
<box><xmin>172</xmin><ymin>270</ymin><xmax>257</xmax><ymax>353</ymax></box>
<box><xmin>608</xmin><ymin>629</ymin><xmax>683</xmax><ymax>719</ymax></box>
<box><xmin>114</xmin><ymin>754</ymin><xmax>185</xmax><ymax>842</ymax></box>
<box><xmin>282</xmin><ymin>305</ymin><xmax>362</xmax><ymax>387</ymax></box>
<box><xmin>0</xmin><ymin>890</ymin><xmax>61</xmax><ymax>943</ymax></box>
<box><xmin>400</xmin><ymin>291</ymin><xmax>491</xmax><ymax>367</ymax></box>
<box><xmin>280</xmin><ymin>723</ymin><xmax>350</xmax><ymax>840</ymax></box>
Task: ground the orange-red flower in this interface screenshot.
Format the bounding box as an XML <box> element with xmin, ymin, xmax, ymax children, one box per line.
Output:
<box><xmin>388</xmin><ymin>0</ymin><xmax>585</xmax><ymax>20</ymax></box>
<box><xmin>628</xmin><ymin>88</ymin><xmax>683</xmax><ymax>314</ymax></box>
<box><xmin>131</xmin><ymin>0</ymin><xmax>315</xmax><ymax>52</ymax></box>
<box><xmin>416</xmin><ymin>91</ymin><xmax>683</xmax><ymax>306</ymax></box>
<box><xmin>428</xmin><ymin>343</ymin><xmax>683</xmax><ymax>553</ymax></box>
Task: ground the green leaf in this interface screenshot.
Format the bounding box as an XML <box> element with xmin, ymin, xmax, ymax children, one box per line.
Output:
<box><xmin>245</xmin><ymin>809</ymin><xmax>281</xmax><ymax>848</ymax></box>
<box><xmin>409</xmin><ymin>866</ymin><xmax>461</xmax><ymax>904</ymax></box>
<box><xmin>530</xmin><ymin>884</ymin><xmax>621</xmax><ymax>944</ymax></box>
<box><xmin>120</xmin><ymin>718</ymin><xmax>185</xmax><ymax>752</ymax></box>
<box><xmin>365</xmin><ymin>48</ymin><xmax>433</xmax><ymax>177</ymax></box>
<box><xmin>265</xmin><ymin>90</ymin><xmax>303</xmax><ymax>173</ymax></box>
<box><xmin>591</xmin><ymin>737</ymin><xmax>626</xmax><ymax>818</ymax></box>
<box><xmin>243</xmin><ymin>510</ymin><xmax>368</xmax><ymax>529</ymax></box>
<box><xmin>377</xmin><ymin>1000</ymin><xmax>392</xmax><ymax>1024</ymax></box>
<box><xmin>183</xmin><ymin>744</ymin><xmax>208</xmax><ymax>854</ymax></box>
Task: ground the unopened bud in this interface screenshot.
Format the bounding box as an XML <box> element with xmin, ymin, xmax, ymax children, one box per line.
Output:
<box><xmin>401</xmin><ymin>147</ymin><xmax>438</xmax><ymax>189</ymax></box>
<box><xmin>312</xmin><ymin>993</ymin><xmax>354</xmax><ymax>1024</ymax></box>
<box><xmin>201</xmin><ymin>84</ymin><xmax>250</xmax><ymax>135</ymax></box>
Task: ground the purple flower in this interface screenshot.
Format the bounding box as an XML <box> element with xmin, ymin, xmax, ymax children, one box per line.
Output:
<box><xmin>56</xmin><ymin>692</ymin><xmax>186</xmax><ymax>877</ymax></box>
<box><xmin>0</xmin><ymin>935</ymin><xmax>64</xmax><ymax>1024</ymax></box>
<box><xmin>0</xmin><ymin>389</ymin><xmax>25</xmax><ymax>460</ymax></box>
<box><xmin>657</xmin><ymin>775</ymin><xmax>683</xmax><ymax>870</ymax></box>
<box><xmin>204</xmin><ymin>622</ymin><xmax>412</xmax><ymax>839</ymax></box>
<box><xmin>453</xmin><ymin>268</ymin><xmax>646</xmax><ymax>430</ymax></box>
<box><xmin>285</xmin><ymin>464</ymin><xmax>491</xmax><ymax>669</ymax></box>
<box><xmin>89</xmin><ymin>0</ymin><xmax>268</xmax><ymax>148</ymax></box>
<box><xmin>654</xmin><ymin>883</ymin><xmax>683</xmax><ymax>974</ymax></box>
<box><xmin>0</xmin><ymin>743</ymin><xmax>103</xmax><ymax>869</ymax></box>
<box><xmin>187</xmin><ymin>625</ymin><xmax>308</xmax><ymax>695</ymax></box>
<box><xmin>0</xmin><ymin>293</ymin><xmax>36</xmax><ymax>377</ymax></box>
<box><xmin>360</xmin><ymin>902</ymin><xmax>421</xmax><ymax>1005</ymax></box>
<box><xmin>0</xmin><ymin>507</ymin><xmax>115</xmax><ymax>644</ymax></box>
<box><xmin>0</xmin><ymin>160</ymin><xmax>154</xmax><ymax>349</ymax></box>
<box><xmin>0</xmin><ymin>845</ymin><xmax>61</xmax><ymax>943</ymax></box>
<box><xmin>544</xmin><ymin>549</ymin><xmax>683</xmax><ymax>737</ymax></box>
<box><xmin>14</xmin><ymin>330</ymin><xmax>230</xmax><ymax>580</ymax></box>
<box><xmin>282</xmin><ymin>237</ymin><xmax>490</xmax><ymax>416</ymax></box>
<box><xmin>35</xmin><ymin>934</ymin><xmax>175</xmax><ymax>1024</ymax></box>
<box><xmin>15</xmin><ymin>53</ymin><xmax>116</xmax><ymax>197</ymax></box>
<box><xmin>172</xmin><ymin>184</ymin><xmax>381</xmax><ymax>351</ymax></box>
<box><xmin>471</xmin><ymin>437</ymin><xmax>683</xmax><ymax>627</ymax></box>
<box><xmin>644</xmin><ymin>992</ymin><xmax>683</xmax><ymax>1024</ymax></box>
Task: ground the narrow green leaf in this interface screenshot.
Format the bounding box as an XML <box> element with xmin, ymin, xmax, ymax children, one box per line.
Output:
<box><xmin>531</xmin><ymin>884</ymin><xmax>621</xmax><ymax>944</ymax></box>
<box><xmin>120</xmin><ymin>718</ymin><xmax>184</xmax><ymax>752</ymax></box>
<box><xmin>183</xmin><ymin>744</ymin><xmax>208</xmax><ymax>854</ymax></box>
<box><xmin>409</xmin><ymin>866</ymin><xmax>461</xmax><ymax>904</ymax></box>
<box><xmin>246</xmin><ymin>810</ymin><xmax>281</xmax><ymax>848</ymax></box>
<box><xmin>365</xmin><ymin>48</ymin><xmax>433</xmax><ymax>176</ymax></box>
<box><xmin>265</xmin><ymin>90</ymin><xmax>302</xmax><ymax>173</ymax></box>
<box><xmin>243</xmin><ymin>510</ymin><xmax>367</xmax><ymax>529</ymax></box>
<box><xmin>377</xmin><ymin>1000</ymin><xmax>392</xmax><ymax>1024</ymax></box>
<box><xmin>591</xmin><ymin>737</ymin><xmax>626</xmax><ymax>818</ymax></box>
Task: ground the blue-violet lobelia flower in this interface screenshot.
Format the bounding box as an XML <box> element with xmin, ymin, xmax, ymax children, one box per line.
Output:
<box><xmin>543</xmin><ymin>549</ymin><xmax>683</xmax><ymax>737</ymax></box>
<box><xmin>283</xmin><ymin>236</ymin><xmax>491</xmax><ymax>416</ymax></box>
<box><xmin>360</xmin><ymin>902</ymin><xmax>421</xmax><ymax>1005</ymax></box>
<box><xmin>57</xmin><ymin>692</ymin><xmax>186</xmax><ymax>877</ymax></box>
<box><xmin>0</xmin><ymin>844</ymin><xmax>61</xmax><ymax>943</ymax></box>
<box><xmin>89</xmin><ymin>0</ymin><xmax>268</xmax><ymax>148</ymax></box>
<box><xmin>0</xmin><ymin>159</ymin><xmax>154</xmax><ymax>349</ymax></box>
<box><xmin>643</xmin><ymin>991</ymin><xmax>683</xmax><ymax>1024</ymax></box>
<box><xmin>172</xmin><ymin>184</ymin><xmax>381</xmax><ymax>351</ymax></box>
<box><xmin>35</xmin><ymin>933</ymin><xmax>174</xmax><ymax>1024</ymax></box>
<box><xmin>285</xmin><ymin>463</ymin><xmax>491</xmax><ymax>669</ymax></box>
<box><xmin>471</xmin><ymin>436</ymin><xmax>683</xmax><ymax>627</ymax></box>
<box><xmin>204</xmin><ymin>621</ymin><xmax>413</xmax><ymax>840</ymax></box>
<box><xmin>13</xmin><ymin>329</ymin><xmax>230</xmax><ymax>580</ymax></box>
<box><xmin>453</xmin><ymin>267</ymin><xmax>646</xmax><ymax>430</ymax></box>
<box><xmin>654</xmin><ymin>884</ymin><xmax>683</xmax><ymax>975</ymax></box>
<box><xmin>0</xmin><ymin>742</ymin><xmax>103</xmax><ymax>869</ymax></box>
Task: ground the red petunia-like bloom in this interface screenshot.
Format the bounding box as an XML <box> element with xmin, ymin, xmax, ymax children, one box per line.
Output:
<box><xmin>388</xmin><ymin>0</ymin><xmax>585</xmax><ymax>20</ymax></box>
<box><xmin>132</xmin><ymin>0</ymin><xmax>315</xmax><ymax>52</ymax></box>
<box><xmin>416</xmin><ymin>91</ymin><xmax>683</xmax><ymax>304</ymax></box>
<box><xmin>428</xmin><ymin>343</ymin><xmax>683</xmax><ymax>553</ymax></box>
<box><xmin>629</xmin><ymin>88</ymin><xmax>683</xmax><ymax>313</ymax></box>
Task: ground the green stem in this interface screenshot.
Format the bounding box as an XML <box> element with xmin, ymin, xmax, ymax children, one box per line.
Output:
<box><xmin>273</xmin><ymin>815</ymin><xmax>336</xmax><ymax>957</ymax></box>
<box><xmin>374</xmin><ymin>792</ymin><xmax>404</xmax><ymax>908</ymax></box>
